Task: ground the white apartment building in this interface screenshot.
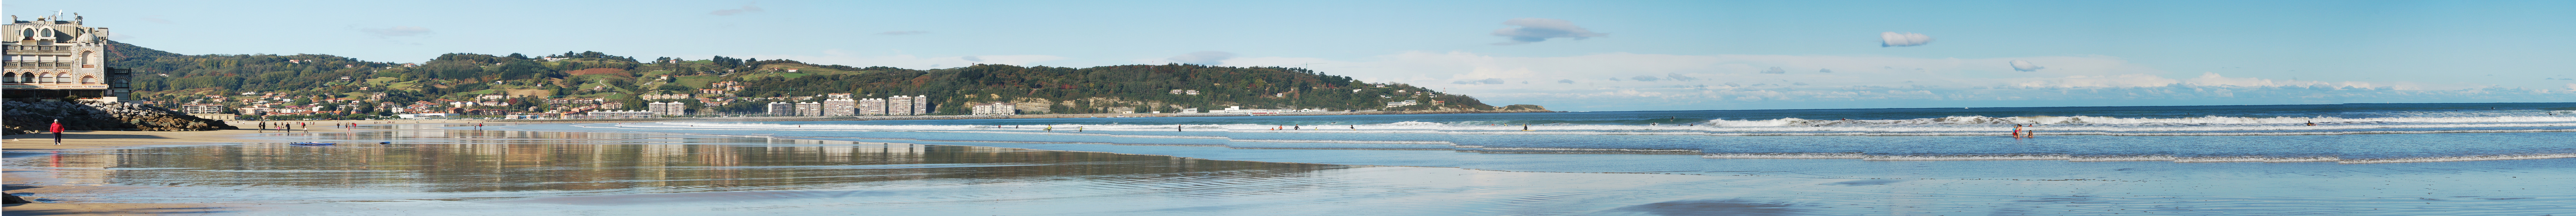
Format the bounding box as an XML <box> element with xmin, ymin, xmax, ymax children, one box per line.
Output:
<box><xmin>821</xmin><ymin>97</ymin><xmax>855</xmax><ymax>116</ymax></box>
<box><xmin>768</xmin><ymin>102</ymin><xmax>800</xmax><ymax>116</ymax></box>
<box><xmin>640</xmin><ymin>94</ymin><xmax>693</xmax><ymax>100</ymax></box>
<box><xmin>856</xmin><ymin>98</ymin><xmax>887</xmax><ymax>116</ymax></box>
<box><xmin>647</xmin><ymin>102</ymin><xmax>688</xmax><ymax>116</ymax></box>
<box><xmin>858</xmin><ymin>95</ymin><xmax>929</xmax><ymax>115</ymax></box>
<box><xmin>796</xmin><ymin>102</ymin><xmax>823</xmax><ymax>117</ymax></box>
<box><xmin>971</xmin><ymin>102</ymin><xmax>1016</xmax><ymax>115</ymax></box>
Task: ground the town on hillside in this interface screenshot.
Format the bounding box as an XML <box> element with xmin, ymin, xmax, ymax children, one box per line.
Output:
<box><xmin>8</xmin><ymin>14</ymin><xmax>1544</xmax><ymax>121</ymax></box>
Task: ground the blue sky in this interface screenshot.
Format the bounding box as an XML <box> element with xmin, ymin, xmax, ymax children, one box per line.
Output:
<box><xmin>10</xmin><ymin>0</ymin><xmax>2573</xmax><ymax>111</ymax></box>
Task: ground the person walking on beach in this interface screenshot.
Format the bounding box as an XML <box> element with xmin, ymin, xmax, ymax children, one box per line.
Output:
<box><xmin>50</xmin><ymin>119</ymin><xmax>65</xmax><ymax>145</ymax></box>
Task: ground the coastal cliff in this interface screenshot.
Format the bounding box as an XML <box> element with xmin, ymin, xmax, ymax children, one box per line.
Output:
<box><xmin>3</xmin><ymin>101</ymin><xmax>237</xmax><ymax>135</ymax></box>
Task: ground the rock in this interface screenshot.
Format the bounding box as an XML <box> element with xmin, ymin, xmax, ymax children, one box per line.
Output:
<box><xmin>4</xmin><ymin>101</ymin><xmax>237</xmax><ymax>135</ymax></box>
<box><xmin>3</xmin><ymin>194</ymin><xmax>28</xmax><ymax>204</ymax></box>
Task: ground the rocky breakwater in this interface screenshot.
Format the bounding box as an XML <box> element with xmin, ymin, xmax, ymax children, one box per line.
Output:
<box><xmin>4</xmin><ymin>101</ymin><xmax>237</xmax><ymax>135</ymax></box>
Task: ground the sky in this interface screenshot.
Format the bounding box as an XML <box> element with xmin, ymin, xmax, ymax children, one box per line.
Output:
<box><xmin>9</xmin><ymin>0</ymin><xmax>2573</xmax><ymax>111</ymax></box>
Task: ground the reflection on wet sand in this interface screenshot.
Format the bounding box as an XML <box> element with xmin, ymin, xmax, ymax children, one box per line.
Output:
<box><xmin>13</xmin><ymin>127</ymin><xmax>1344</xmax><ymax>202</ymax></box>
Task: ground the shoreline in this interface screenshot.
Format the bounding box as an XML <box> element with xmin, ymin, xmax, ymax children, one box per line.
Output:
<box><xmin>0</xmin><ymin>122</ymin><xmax>1366</xmax><ymax>215</ymax></box>
<box><xmin>495</xmin><ymin>109</ymin><xmax>1559</xmax><ymax>123</ymax></box>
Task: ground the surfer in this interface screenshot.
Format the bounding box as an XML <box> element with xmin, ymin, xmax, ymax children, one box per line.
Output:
<box><xmin>1044</xmin><ymin>125</ymin><xmax>1053</xmax><ymax>132</ymax></box>
<box><xmin>1522</xmin><ymin>124</ymin><xmax>1531</xmax><ymax>131</ymax></box>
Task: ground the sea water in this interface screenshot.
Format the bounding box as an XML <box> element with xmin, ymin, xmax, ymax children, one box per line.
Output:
<box><xmin>531</xmin><ymin>103</ymin><xmax>2576</xmax><ymax>165</ymax></box>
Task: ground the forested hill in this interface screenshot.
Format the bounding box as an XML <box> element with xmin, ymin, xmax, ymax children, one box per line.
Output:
<box><xmin>105</xmin><ymin>41</ymin><xmax>1545</xmax><ymax>116</ymax></box>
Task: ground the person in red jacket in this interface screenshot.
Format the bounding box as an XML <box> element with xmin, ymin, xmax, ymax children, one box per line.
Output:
<box><xmin>51</xmin><ymin>119</ymin><xmax>65</xmax><ymax>145</ymax></box>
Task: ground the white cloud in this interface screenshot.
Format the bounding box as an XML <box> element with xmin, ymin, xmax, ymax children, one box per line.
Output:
<box><xmin>1453</xmin><ymin>78</ymin><xmax>1505</xmax><ymax>85</ymax></box>
<box><xmin>743</xmin><ymin>49</ymin><xmax>1064</xmax><ymax>70</ymax></box>
<box><xmin>1881</xmin><ymin>32</ymin><xmax>1932</xmax><ymax>47</ymax></box>
<box><xmin>1490</xmin><ymin>18</ymin><xmax>1607</xmax><ymax>45</ymax></box>
<box><xmin>358</xmin><ymin>26</ymin><xmax>433</xmax><ymax>38</ymax></box>
<box><xmin>710</xmin><ymin>4</ymin><xmax>764</xmax><ymax>16</ymax></box>
<box><xmin>2010</xmin><ymin>74</ymin><xmax>2179</xmax><ymax>88</ymax></box>
<box><xmin>1666</xmin><ymin>73</ymin><xmax>1698</xmax><ymax>81</ymax></box>
<box><xmin>2009</xmin><ymin>60</ymin><xmax>2045</xmax><ymax>72</ymax></box>
<box><xmin>2183</xmin><ymin>73</ymin><xmax>2390</xmax><ymax>89</ymax></box>
<box><xmin>1167</xmin><ymin>51</ymin><xmax>1236</xmax><ymax>65</ymax></box>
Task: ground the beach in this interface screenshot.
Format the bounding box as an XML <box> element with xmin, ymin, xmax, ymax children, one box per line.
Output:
<box><xmin>8</xmin><ymin>105</ymin><xmax>2575</xmax><ymax>215</ymax></box>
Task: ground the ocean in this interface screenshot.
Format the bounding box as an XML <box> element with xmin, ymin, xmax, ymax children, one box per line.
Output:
<box><xmin>545</xmin><ymin>102</ymin><xmax>2576</xmax><ymax>165</ymax></box>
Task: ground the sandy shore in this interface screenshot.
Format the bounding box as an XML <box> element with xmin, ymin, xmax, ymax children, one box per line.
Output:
<box><xmin>0</xmin><ymin>121</ymin><xmax>489</xmax><ymax>215</ymax></box>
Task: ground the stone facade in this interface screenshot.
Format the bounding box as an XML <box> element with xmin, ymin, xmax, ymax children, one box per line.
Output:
<box><xmin>3</xmin><ymin>13</ymin><xmax>127</xmax><ymax>102</ymax></box>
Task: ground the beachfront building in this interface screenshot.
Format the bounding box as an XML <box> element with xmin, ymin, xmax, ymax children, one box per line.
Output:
<box><xmin>640</xmin><ymin>94</ymin><xmax>692</xmax><ymax>100</ymax></box>
<box><xmin>855</xmin><ymin>98</ymin><xmax>887</xmax><ymax>115</ymax></box>
<box><xmin>821</xmin><ymin>93</ymin><xmax>855</xmax><ymax>116</ymax></box>
<box><xmin>1385</xmin><ymin>100</ymin><xmax>1419</xmax><ymax>107</ymax></box>
<box><xmin>1209</xmin><ymin>106</ymin><xmax>1293</xmax><ymax>114</ymax></box>
<box><xmin>584</xmin><ymin>110</ymin><xmax>653</xmax><ymax>119</ymax></box>
<box><xmin>4</xmin><ymin>13</ymin><xmax>130</xmax><ymax>102</ymax></box>
<box><xmin>857</xmin><ymin>95</ymin><xmax>929</xmax><ymax>115</ymax></box>
<box><xmin>646</xmin><ymin>102</ymin><xmax>687</xmax><ymax>116</ymax></box>
<box><xmin>971</xmin><ymin>102</ymin><xmax>1016</xmax><ymax>115</ymax></box>
<box><xmin>767</xmin><ymin>102</ymin><xmax>801</xmax><ymax>116</ymax></box>
<box><xmin>181</xmin><ymin>103</ymin><xmax>225</xmax><ymax>114</ymax></box>
<box><xmin>796</xmin><ymin>102</ymin><xmax>823</xmax><ymax>116</ymax></box>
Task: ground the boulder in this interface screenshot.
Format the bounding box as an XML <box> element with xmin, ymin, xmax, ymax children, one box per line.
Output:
<box><xmin>4</xmin><ymin>101</ymin><xmax>238</xmax><ymax>135</ymax></box>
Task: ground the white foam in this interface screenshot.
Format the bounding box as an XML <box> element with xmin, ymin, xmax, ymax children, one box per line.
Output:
<box><xmin>2068</xmin><ymin>155</ymin><xmax>2177</xmax><ymax>162</ymax></box>
<box><xmin>1229</xmin><ymin>139</ymin><xmax>1453</xmax><ymax>144</ymax></box>
<box><xmin>2338</xmin><ymin>153</ymin><xmax>2576</xmax><ymax>164</ymax></box>
<box><xmin>1477</xmin><ymin>147</ymin><xmax>1701</xmax><ymax>154</ymax></box>
<box><xmin>1701</xmin><ymin>152</ymin><xmax>1864</xmax><ymax>159</ymax></box>
<box><xmin>2172</xmin><ymin>156</ymin><xmax>2269</xmax><ymax>163</ymax></box>
<box><xmin>1862</xmin><ymin>154</ymin><xmax>2072</xmax><ymax>161</ymax></box>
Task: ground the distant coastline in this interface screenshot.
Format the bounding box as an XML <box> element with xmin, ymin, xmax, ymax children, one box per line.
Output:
<box><xmin>499</xmin><ymin>109</ymin><xmax>1559</xmax><ymax>123</ymax></box>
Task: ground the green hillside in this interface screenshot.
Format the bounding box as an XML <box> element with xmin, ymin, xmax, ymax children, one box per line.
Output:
<box><xmin>106</xmin><ymin>41</ymin><xmax>1534</xmax><ymax>117</ymax></box>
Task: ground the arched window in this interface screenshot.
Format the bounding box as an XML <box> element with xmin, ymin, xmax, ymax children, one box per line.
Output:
<box><xmin>36</xmin><ymin>73</ymin><xmax>52</xmax><ymax>83</ymax></box>
<box><xmin>81</xmin><ymin>76</ymin><xmax>97</xmax><ymax>84</ymax></box>
<box><xmin>3</xmin><ymin>72</ymin><xmax>16</xmax><ymax>83</ymax></box>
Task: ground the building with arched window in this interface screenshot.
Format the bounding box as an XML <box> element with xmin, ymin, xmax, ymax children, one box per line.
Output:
<box><xmin>4</xmin><ymin>13</ymin><xmax>130</xmax><ymax>102</ymax></box>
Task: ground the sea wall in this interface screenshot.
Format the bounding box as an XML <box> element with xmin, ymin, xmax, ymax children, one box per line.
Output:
<box><xmin>3</xmin><ymin>101</ymin><xmax>237</xmax><ymax>135</ymax></box>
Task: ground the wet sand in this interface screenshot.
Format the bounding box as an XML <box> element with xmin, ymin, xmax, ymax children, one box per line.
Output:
<box><xmin>1</xmin><ymin>121</ymin><xmax>481</xmax><ymax>215</ymax></box>
<box><xmin>14</xmin><ymin>122</ymin><xmax>2567</xmax><ymax>215</ymax></box>
<box><xmin>4</xmin><ymin>129</ymin><xmax>273</xmax><ymax>215</ymax></box>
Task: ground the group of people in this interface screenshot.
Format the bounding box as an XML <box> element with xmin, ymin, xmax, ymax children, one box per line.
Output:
<box><xmin>2011</xmin><ymin>124</ymin><xmax>2037</xmax><ymax>138</ymax></box>
<box><xmin>252</xmin><ymin>121</ymin><xmax>380</xmax><ymax>132</ymax></box>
